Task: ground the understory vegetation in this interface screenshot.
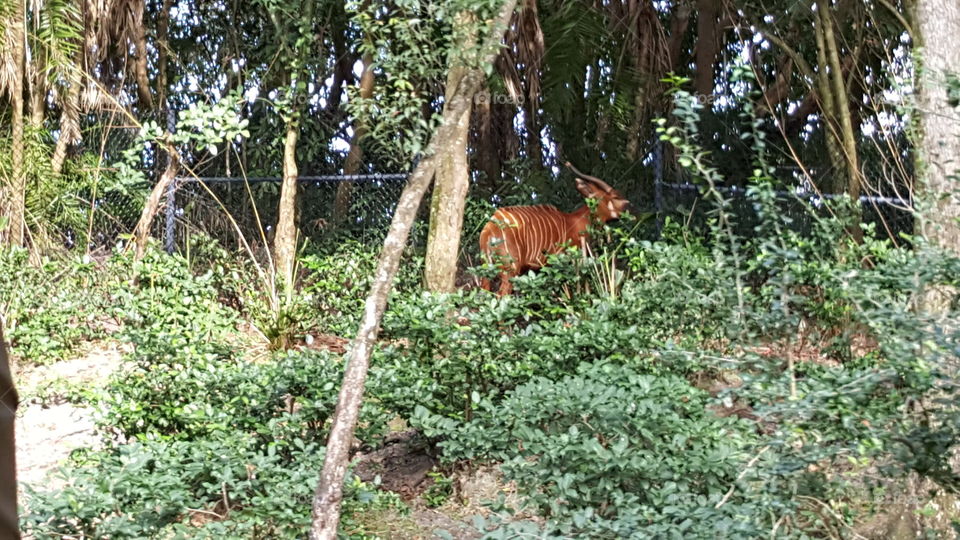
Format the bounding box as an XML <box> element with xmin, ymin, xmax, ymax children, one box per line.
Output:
<box><xmin>10</xmin><ymin>178</ymin><xmax>960</xmax><ymax>537</ymax></box>
<box><xmin>3</xmin><ymin>0</ymin><xmax>959</xmax><ymax>536</ymax></box>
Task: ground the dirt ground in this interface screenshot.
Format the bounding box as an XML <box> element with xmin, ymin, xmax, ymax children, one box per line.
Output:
<box><xmin>14</xmin><ymin>342</ymin><xmax>125</xmax><ymax>489</ymax></box>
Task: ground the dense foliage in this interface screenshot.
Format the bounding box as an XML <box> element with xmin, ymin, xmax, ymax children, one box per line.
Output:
<box><xmin>11</xmin><ymin>180</ymin><xmax>960</xmax><ymax>536</ymax></box>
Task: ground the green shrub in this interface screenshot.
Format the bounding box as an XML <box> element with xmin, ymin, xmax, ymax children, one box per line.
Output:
<box><xmin>415</xmin><ymin>362</ymin><xmax>765</xmax><ymax>538</ymax></box>
<box><xmin>0</xmin><ymin>248</ymin><xmax>115</xmax><ymax>364</ymax></box>
<box><xmin>21</xmin><ymin>433</ymin><xmax>400</xmax><ymax>539</ymax></box>
<box><xmin>109</xmin><ymin>248</ymin><xmax>239</xmax><ymax>345</ymax></box>
<box><xmin>100</xmin><ymin>336</ymin><xmax>390</xmax><ymax>446</ymax></box>
<box><xmin>299</xmin><ymin>240</ymin><xmax>424</xmax><ymax>336</ymax></box>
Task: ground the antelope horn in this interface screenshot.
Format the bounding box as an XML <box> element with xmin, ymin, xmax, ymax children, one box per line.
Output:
<box><xmin>565</xmin><ymin>161</ymin><xmax>614</xmax><ymax>192</ymax></box>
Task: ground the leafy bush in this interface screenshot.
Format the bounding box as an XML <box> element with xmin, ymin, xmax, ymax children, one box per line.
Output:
<box><xmin>300</xmin><ymin>240</ymin><xmax>424</xmax><ymax>336</ymax></box>
<box><xmin>109</xmin><ymin>248</ymin><xmax>239</xmax><ymax>345</ymax></box>
<box><xmin>99</xmin><ymin>338</ymin><xmax>390</xmax><ymax>446</ymax></box>
<box><xmin>0</xmin><ymin>248</ymin><xmax>113</xmax><ymax>363</ymax></box>
<box><xmin>21</xmin><ymin>433</ymin><xmax>401</xmax><ymax>539</ymax></box>
<box><xmin>25</xmin><ymin>332</ymin><xmax>393</xmax><ymax>537</ymax></box>
<box><xmin>416</xmin><ymin>362</ymin><xmax>766</xmax><ymax>538</ymax></box>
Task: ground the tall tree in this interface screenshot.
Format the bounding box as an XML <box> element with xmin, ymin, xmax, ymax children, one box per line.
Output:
<box><xmin>332</xmin><ymin>51</ymin><xmax>375</xmax><ymax>227</ymax></box>
<box><xmin>694</xmin><ymin>0</ymin><xmax>720</xmax><ymax>100</ymax></box>
<box><xmin>1</xmin><ymin>0</ymin><xmax>26</xmax><ymax>247</ymax></box>
<box><xmin>816</xmin><ymin>0</ymin><xmax>861</xmax><ymax>202</ymax></box>
<box><xmin>272</xmin><ymin>0</ymin><xmax>317</xmax><ymax>305</ymax></box>
<box><xmin>424</xmin><ymin>11</ymin><xmax>480</xmax><ymax>292</ymax></box>
<box><xmin>308</xmin><ymin>2</ymin><xmax>518</xmax><ymax>536</ymax></box>
<box><xmin>914</xmin><ymin>0</ymin><xmax>960</xmax><ymax>264</ymax></box>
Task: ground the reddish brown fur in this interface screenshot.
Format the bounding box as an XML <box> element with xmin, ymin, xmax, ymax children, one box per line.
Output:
<box><xmin>479</xmin><ymin>164</ymin><xmax>631</xmax><ymax>295</ymax></box>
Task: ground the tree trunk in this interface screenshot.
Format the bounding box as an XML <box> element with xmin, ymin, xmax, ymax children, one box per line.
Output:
<box><xmin>813</xmin><ymin>6</ymin><xmax>844</xmax><ymax>194</ymax></box>
<box><xmin>157</xmin><ymin>0</ymin><xmax>174</xmax><ymax>111</ymax></box>
<box><xmin>817</xmin><ymin>0</ymin><xmax>860</xmax><ymax>201</ymax></box>
<box><xmin>915</xmin><ymin>0</ymin><xmax>960</xmax><ymax>263</ymax></box>
<box><xmin>524</xmin><ymin>96</ymin><xmax>542</xmax><ymax>168</ymax></box>
<box><xmin>817</xmin><ymin>0</ymin><xmax>862</xmax><ymax>241</ymax></box>
<box><xmin>424</xmin><ymin>13</ymin><xmax>478</xmax><ymax>292</ymax></box>
<box><xmin>423</xmin><ymin>77</ymin><xmax>473</xmax><ymax>291</ymax></box>
<box><xmin>694</xmin><ymin>0</ymin><xmax>720</xmax><ymax>102</ymax></box>
<box><xmin>273</xmin><ymin>121</ymin><xmax>301</xmax><ymax>303</ymax></box>
<box><xmin>3</xmin><ymin>0</ymin><xmax>27</xmax><ymax>247</ymax></box>
<box><xmin>332</xmin><ymin>52</ymin><xmax>375</xmax><ymax>227</ymax></box>
<box><xmin>668</xmin><ymin>2</ymin><xmax>692</xmax><ymax>69</ymax></box>
<box><xmin>308</xmin><ymin>2</ymin><xmax>517</xmax><ymax>537</ymax></box>
<box><xmin>473</xmin><ymin>86</ymin><xmax>501</xmax><ymax>191</ymax></box>
<box><xmin>132</xmin><ymin>0</ymin><xmax>154</xmax><ymax>111</ymax></box>
<box><xmin>0</xmin><ymin>324</ymin><xmax>18</xmax><ymax>540</ymax></box>
<box><xmin>132</xmin><ymin>146</ymin><xmax>180</xmax><ymax>259</ymax></box>
<box><xmin>51</xmin><ymin>74</ymin><xmax>82</xmax><ymax>176</ymax></box>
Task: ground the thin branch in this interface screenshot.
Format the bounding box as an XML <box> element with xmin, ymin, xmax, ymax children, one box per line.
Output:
<box><xmin>715</xmin><ymin>445</ymin><xmax>771</xmax><ymax>509</ymax></box>
<box><xmin>754</xmin><ymin>28</ymin><xmax>817</xmax><ymax>84</ymax></box>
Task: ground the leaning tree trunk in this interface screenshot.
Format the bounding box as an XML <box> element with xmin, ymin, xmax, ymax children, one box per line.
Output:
<box><xmin>0</xmin><ymin>323</ymin><xmax>19</xmax><ymax>539</ymax></box>
<box><xmin>132</xmin><ymin>145</ymin><xmax>180</xmax><ymax>259</ymax></box>
<box><xmin>3</xmin><ymin>0</ymin><xmax>27</xmax><ymax>247</ymax></box>
<box><xmin>308</xmin><ymin>2</ymin><xmax>518</xmax><ymax>537</ymax></box>
<box><xmin>915</xmin><ymin>0</ymin><xmax>960</xmax><ymax>304</ymax></box>
<box><xmin>424</xmin><ymin>12</ymin><xmax>478</xmax><ymax>292</ymax></box>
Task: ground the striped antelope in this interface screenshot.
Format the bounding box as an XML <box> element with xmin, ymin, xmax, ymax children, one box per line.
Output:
<box><xmin>479</xmin><ymin>162</ymin><xmax>633</xmax><ymax>295</ymax></box>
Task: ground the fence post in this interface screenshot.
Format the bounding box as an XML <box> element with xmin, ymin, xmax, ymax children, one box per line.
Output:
<box><xmin>164</xmin><ymin>108</ymin><xmax>177</xmax><ymax>254</ymax></box>
<box><xmin>654</xmin><ymin>139</ymin><xmax>664</xmax><ymax>239</ymax></box>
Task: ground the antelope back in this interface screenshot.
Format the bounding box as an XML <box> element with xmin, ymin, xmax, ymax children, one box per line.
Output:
<box><xmin>481</xmin><ymin>205</ymin><xmax>580</xmax><ymax>271</ymax></box>
<box><xmin>479</xmin><ymin>163</ymin><xmax>631</xmax><ymax>295</ymax></box>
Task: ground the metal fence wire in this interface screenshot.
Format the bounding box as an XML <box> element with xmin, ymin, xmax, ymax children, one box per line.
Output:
<box><xmin>67</xmin><ymin>135</ymin><xmax>912</xmax><ymax>254</ymax></box>
<box><xmin>653</xmin><ymin>180</ymin><xmax>915</xmax><ymax>244</ymax></box>
<box><xmin>168</xmin><ymin>174</ymin><xmax>410</xmax><ymax>252</ymax></box>
<box><xmin>648</xmin><ymin>142</ymin><xmax>915</xmax><ymax>244</ymax></box>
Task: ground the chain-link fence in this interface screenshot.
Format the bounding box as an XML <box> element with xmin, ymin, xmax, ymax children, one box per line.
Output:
<box><xmin>648</xmin><ymin>142</ymin><xmax>914</xmax><ymax>244</ymax></box>
<box><xmin>653</xmin><ymin>180</ymin><xmax>914</xmax><ymax>243</ymax></box>
<box><xmin>61</xmin><ymin>136</ymin><xmax>913</xmax><ymax>255</ymax></box>
<box><xmin>168</xmin><ymin>174</ymin><xmax>411</xmax><ymax>253</ymax></box>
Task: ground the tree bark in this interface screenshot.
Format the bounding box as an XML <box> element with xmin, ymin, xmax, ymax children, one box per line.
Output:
<box><xmin>274</xmin><ymin>121</ymin><xmax>301</xmax><ymax>303</ymax></box>
<box><xmin>668</xmin><ymin>2</ymin><xmax>692</xmax><ymax>69</ymax></box>
<box><xmin>915</xmin><ymin>0</ymin><xmax>960</xmax><ymax>263</ymax></box>
<box><xmin>132</xmin><ymin>145</ymin><xmax>180</xmax><ymax>259</ymax></box>
<box><xmin>0</xmin><ymin>324</ymin><xmax>18</xmax><ymax>540</ymax></box>
<box><xmin>308</xmin><ymin>2</ymin><xmax>518</xmax><ymax>537</ymax></box>
<box><xmin>271</xmin><ymin>0</ymin><xmax>316</xmax><ymax>305</ymax></box>
<box><xmin>424</xmin><ymin>12</ymin><xmax>478</xmax><ymax>292</ymax></box>
<box><xmin>132</xmin><ymin>0</ymin><xmax>154</xmax><ymax>111</ymax></box>
<box><xmin>3</xmin><ymin>0</ymin><xmax>27</xmax><ymax>247</ymax></box>
<box><xmin>812</xmin><ymin>7</ymin><xmax>844</xmax><ymax>194</ymax></box>
<box><xmin>157</xmin><ymin>0</ymin><xmax>174</xmax><ymax>111</ymax></box>
<box><xmin>51</xmin><ymin>74</ymin><xmax>83</xmax><ymax>176</ymax></box>
<box><xmin>817</xmin><ymin>0</ymin><xmax>861</xmax><ymax>201</ymax></box>
<box><xmin>473</xmin><ymin>86</ymin><xmax>501</xmax><ymax>191</ymax></box>
<box><xmin>524</xmin><ymin>90</ymin><xmax>542</xmax><ymax>167</ymax></box>
<box><xmin>332</xmin><ymin>52</ymin><xmax>375</xmax><ymax>227</ymax></box>
<box><xmin>694</xmin><ymin>0</ymin><xmax>720</xmax><ymax>103</ymax></box>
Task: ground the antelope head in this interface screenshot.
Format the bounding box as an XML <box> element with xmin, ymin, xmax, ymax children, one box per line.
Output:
<box><xmin>565</xmin><ymin>161</ymin><xmax>633</xmax><ymax>222</ymax></box>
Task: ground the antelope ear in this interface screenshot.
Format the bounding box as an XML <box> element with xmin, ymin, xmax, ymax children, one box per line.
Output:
<box><xmin>575</xmin><ymin>177</ymin><xmax>604</xmax><ymax>199</ymax></box>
